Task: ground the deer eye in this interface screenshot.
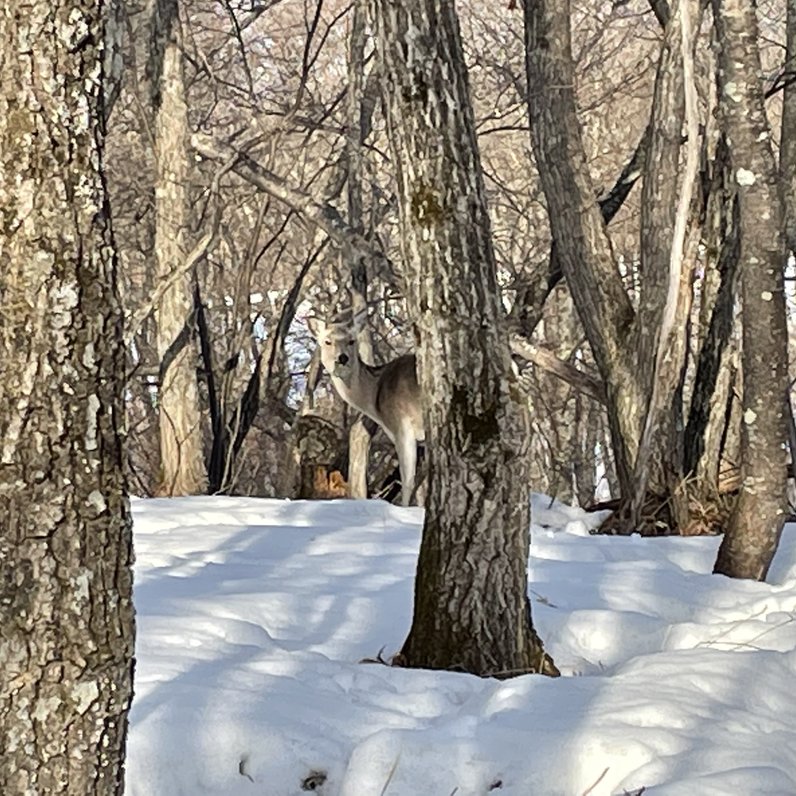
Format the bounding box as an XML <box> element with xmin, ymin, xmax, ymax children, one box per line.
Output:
<box><xmin>324</xmin><ymin>340</ymin><xmax>332</xmax><ymax>346</ymax></box>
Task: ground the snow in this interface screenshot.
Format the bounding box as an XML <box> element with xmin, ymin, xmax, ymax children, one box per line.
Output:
<box><xmin>126</xmin><ymin>495</ymin><xmax>796</xmax><ymax>795</ymax></box>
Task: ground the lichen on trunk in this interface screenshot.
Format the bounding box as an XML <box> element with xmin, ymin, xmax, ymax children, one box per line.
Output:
<box><xmin>0</xmin><ymin>3</ymin><xmax>135</xmax><ymax>791</ymax></box>
<box><xmin>371</xmin><ymin>0</ymin><xmax>556</xmax><ymax>677</ymax></box>
<box><xmin>711</xmin><ymin>0</ymin><xmax>790</xmax><ymax>580</ymax></box>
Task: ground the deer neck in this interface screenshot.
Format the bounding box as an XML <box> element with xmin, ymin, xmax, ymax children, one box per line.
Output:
<box><xmin>330</xmin><ymin>362</ymin><xmax>380</xmax><ymax>421</ymax></box>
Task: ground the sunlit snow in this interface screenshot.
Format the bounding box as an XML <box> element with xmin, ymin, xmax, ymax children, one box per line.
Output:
<box><xmin>126</xmin><ymin>495</ymin><xmax>796</xmax><ymax>795</ymax></box>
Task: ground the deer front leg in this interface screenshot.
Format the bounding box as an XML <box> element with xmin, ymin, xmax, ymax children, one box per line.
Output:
<box><xmin>395</xmin><ymin>424</ymin><xmax>417</xmax><ymax>507</ymax></box>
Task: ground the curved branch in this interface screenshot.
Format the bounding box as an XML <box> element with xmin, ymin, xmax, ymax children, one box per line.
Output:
<box><xmin>510</xmin><ymin>336</ymin><xmax>606</xmax><ymax>405</ymax></box>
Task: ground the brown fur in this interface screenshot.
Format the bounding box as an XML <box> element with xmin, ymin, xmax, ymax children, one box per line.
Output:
<box><xmin>370</xmin><ymin>355</ymin><xmax>424</xmax><ymax>443</ymax></box>
<box><xmin>308</xmin><ymin>316</ymin><xmax>425</xmax><ymax>505</ymax></box>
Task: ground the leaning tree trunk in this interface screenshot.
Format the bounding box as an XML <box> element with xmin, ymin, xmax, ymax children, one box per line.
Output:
<box><xmin>525</xmin><ymin>0</ymin><xmax>742</xmax><ymax>534</ymax></box>
<box><xmin>150</xmin><ymin>0</ymin><xmax>206</xmax><ymax>495</ymax></box>
<box><xmin>372</xmin><ymin>0</ymin><xmax>556</xmax><ymax>677</ymax></box>
<box><xmin>524</xmin><ymin>0</ymin><xmax>642</xmax><ymax>496</ymax></box>
<box><xmin>0</xmin><ymin>4</ymin><xmax>135</xmax><ymax>793</ymax></box>
<box><xmin>711</xmin><ymin>0</ymin><xmax>790</xmax><ymax>579</ymax></box>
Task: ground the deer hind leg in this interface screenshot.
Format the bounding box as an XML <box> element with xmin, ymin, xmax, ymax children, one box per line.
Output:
<box><xmin>395</xmin><ymin>423</ymin><xmax>417</xmax><ymax>507</ymax></box>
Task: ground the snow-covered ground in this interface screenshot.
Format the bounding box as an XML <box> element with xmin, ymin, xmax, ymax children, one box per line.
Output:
<box><xmin>125</xmin><ymin>496</ymin><xmax>796</xmax><ymax>795</ymax></box>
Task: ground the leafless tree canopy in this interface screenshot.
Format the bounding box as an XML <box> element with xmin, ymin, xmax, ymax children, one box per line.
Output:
<box><xmin>105</xmin><ymin>0</ymin><xmax>794</xmax><ymax>582</ymax></box>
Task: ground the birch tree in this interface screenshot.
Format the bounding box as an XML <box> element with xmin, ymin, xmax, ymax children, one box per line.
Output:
<box><xmin>0</xmin><ymin>2</ymin><xmax>135</xmax><ymax>791</ymax></box>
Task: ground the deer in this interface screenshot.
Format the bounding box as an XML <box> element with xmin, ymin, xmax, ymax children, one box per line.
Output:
<box><xmin>307</xmin><ymin>313</ymin><xmax>424</xmax><ymax>506</ymax></box>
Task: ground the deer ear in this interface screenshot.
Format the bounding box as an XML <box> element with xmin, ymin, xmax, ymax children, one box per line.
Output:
<box><xmin>307</xmin><ymin>317</ymin><xmax>326</xmax><ymax>338</ymax></box>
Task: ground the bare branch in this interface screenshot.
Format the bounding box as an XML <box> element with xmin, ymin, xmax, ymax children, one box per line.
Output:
<box><xmin>190</xmin><ymin>131</ymin><xmax>396</xmax><ymax>279</ymax></box>
<box><xmin>124</xmin><ymin>152</ymin><xmax>237</xmax><ymax>347</ymax></box>
<box><xmin>510</xmin><ymin>336</ymin><xmax>606</xmax><ymax>405</ymax></box>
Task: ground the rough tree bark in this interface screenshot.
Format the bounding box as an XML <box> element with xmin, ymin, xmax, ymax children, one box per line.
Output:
<box><xmin>685</xmin><ymin>134</ymin><xmax>740</xmax><ymax>487</ymax></box>
<box><xmin>372</xmin><ymin>0</ymin><xmax>556</xmax><ymax>677</ymax></box>
<box><xmin>629</xmin><ymin>0</ymin><xmax>700</xmax><ymax>525</ymax></box>
<box><xmin>0</xmin><ymin>3</ymin><xmax>135</xmax><ymax>792</ymax></box>
<box><xmin>712</xmin><ymin>0</ymin><xmax>790</xmax><ymax>579</ymax></box>
<box><xmin>150</xmin><ymin>0</ymin><xmax>207</xmax><ymax>495</ymax></box>
<box><xmin>524</xmin><ymin>0</ymin><xmax>641</xmax><ymax>494</ymax></box>
<box><xmin>525</xmin><ymin>0</ymin><xmax>739</xmax><ymax>534</ymax></box>
<box><xmin>781</xmin><ymin>0</ymin><xmax>796</xmax><ymax>256</ymax></box>
<box><xmin>636</xmin><ymin>3</ymin><xmax>686</xmax><ymax>392</ymax></box>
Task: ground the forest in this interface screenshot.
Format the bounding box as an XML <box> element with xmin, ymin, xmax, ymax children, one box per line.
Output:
<box><xmin>1</xmin><ymin>0</ymin><xmax>796</xmax><ymax>793</ymax></box>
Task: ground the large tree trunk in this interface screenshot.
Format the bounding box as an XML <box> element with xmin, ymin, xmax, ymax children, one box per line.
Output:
<box><xmin>711</xmin><ymin>0</ymin><xmax>789</xmax><ymax>579</ymax></box>
<box><xmin>151</xmin><ymin>0</ymin><xmax>207</xmax><ymax>495</ymax></box>
<box><xmin>0</xmin><ymin>4</ymin><xmax>135</xmax><ymax>792</ymax></box>
<box><xmin>372</xmin><ymin>0</ymin><xmax>556</xmax><ymax>677</ymax></box>
<box><xmin>629</xmin><ymin>0</ymin><xmax>700</xmax><ymax>523</ymax></box>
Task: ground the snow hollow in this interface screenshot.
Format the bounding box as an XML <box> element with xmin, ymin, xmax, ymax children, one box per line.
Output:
<box><xmin>125</xmin><ymin>496</ymin><xmax>796</xmax><ymax>795</ymax></box>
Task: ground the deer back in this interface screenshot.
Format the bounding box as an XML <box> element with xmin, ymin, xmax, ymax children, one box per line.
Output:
<box><xmin>372</xmin><ymin>354</ymin><xmax>424</xmax><ymax>442</ymax></box>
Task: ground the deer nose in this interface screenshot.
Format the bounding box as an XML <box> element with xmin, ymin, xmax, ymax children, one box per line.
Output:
<box><xmin>337</xmin><ymin>353</ymin><xmax>349</xmax><ymax>366</ymax></box>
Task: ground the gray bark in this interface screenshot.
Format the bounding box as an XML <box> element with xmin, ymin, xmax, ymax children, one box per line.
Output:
<box><xmin>780</xmin><ymin>0</ymin><xmax>796</xmax><ymax>256</ymax></box>
<box><xmin>712</xmin><ymin>0</ymin><xmax>790</xmax><ymax>579</ymax></box>
<box><xmin>525</xmin><ymin>0</ymin><xmax>737</xmax><ymax>533</ymax></box>
<box><xmin>630</xmin><ymin>0</ymin><xmax>700</xmax><ymax>523</ymax></box>
<box><xmin>372</xmin><ymin>0</ymin><xmax>556</xmax><ymax>677</ymax></box>
<box><xmin>151</xmin><ymin>0</ymin><xmax>207</xmax><ymax>495</ymax></box>
<box><xmin>0</xmin><ymin>3</ymin><xmax>135</xmax><ymax>792</ymax></box>
<box><xmin>524</xmin><ymin>0</ymin><xmax>643</xmax><ymax>495</ymax></box>
<box><xmin>636</xmin><ymin>4</ymin><xmax>686</xmax><ymax>392</ymax></box>
<box><xmin>685</xmin><ymin>135</ymin><xmax>740</xmax><ymax>483</ymax></box>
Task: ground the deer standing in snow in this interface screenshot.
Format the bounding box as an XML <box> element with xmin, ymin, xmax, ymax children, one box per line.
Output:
<box><xmin>307</xmin><ymin>314</ymin><xmax>424</xmax><ymax>506</ymax></box>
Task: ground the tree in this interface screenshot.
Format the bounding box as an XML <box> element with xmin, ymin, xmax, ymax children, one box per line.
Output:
<box><xmin>371</xmin><ymin>0</ymin><xmax>557</xmax><ymax>677</ymax></box>
<box><xmin>522</xmin><ymin>0</ymin><xmax>768</xmax><ymax>535</ymax></box>
<box><xmin>149</xmin><ymin>0</ymin><xmax>207</xmax><ymax>495</ymax></box>
<box><xmin>345</xmin><ymin>0</ymin><xmax>376</xmax><ymax>500</ymax></box>
<box><xmin>0</xmin><ymin>2</ymin><xmax>135</xmax><ymax>792</ymax></box>
<box><xmin>524</xmin><ymin>0</ymin><xmax>646</xmax><ymax>501</ymax></box>
<box><xmin>711</xmin><ymin>0</ymin><xmax>790</xmax><ymax>579</ymax></box>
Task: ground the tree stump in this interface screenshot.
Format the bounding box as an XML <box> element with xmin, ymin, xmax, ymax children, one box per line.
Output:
<box><xmin>295</xmin><ymin>414</ymin><xmax>347</xmax><ymax>499</ymax></box>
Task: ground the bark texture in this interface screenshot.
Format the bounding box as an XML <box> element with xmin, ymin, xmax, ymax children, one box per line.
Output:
<box><xmin>685</xmin><ymin>135</ymin><xmax>740</xmax><ymax>483</ymax></box>
<box><xmin>0</xmin><ymin>4</ymin><xmax>135</xmax><ymax>793</ymax></box>
<box><xmin>525</xmin><ymin>0</ymin><xmax>737</xmax><ymax>534</ymax></box>
<box><xmin>372</xmin><ymin>0</ymin><xmax>556</xmax><ymax>677</ymax></box>
<box><xmin>712</xmin><ymin>0</ymin><xmax>790</xmax><ymax>579</ymax></box>
<box><xmin>151</xmin><ymin>0</ymin><xmax>207</xmax><ymax>495</ymax></box>
<box><xmin>636</xmin><ymin>3</ymin><xmax>686</xmax><ymax>390</ymax></box>
<box><xmin>524</xmin><ymin>0</ymin><xmax>642</xmax><ymax>493</ymax></box>
<box><xmin>629</xmin><ymin>0</ymin><xmax>700</xmax><ymax>523</ymax></box>
<box><xmin>781</xmin><ymin>0</ymin><xmax>796</xmax><ymax>256</ymax></box>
